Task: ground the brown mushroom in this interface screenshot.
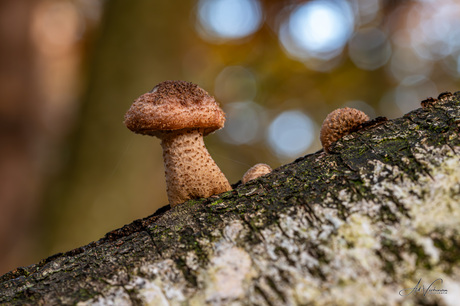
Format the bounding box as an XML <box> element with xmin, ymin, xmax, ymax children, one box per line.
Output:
<box><xmin>124</xmin><ymin>80</ymin><xmax>232</xmax><ymax>207</ymax></box>
<box><xmin>242</xmin><ymin>163</ymin><xmax>272</xmax><ymax>184</ymax></box>
<box><xmin>437</xmin><ymin>91</ymin><xmax>453</xmax><ymax>100</ymax></box>
<box><xmin>320</xmin><ymin>107</ymin><xmax>369</xmax><ymax>153</ymax></box>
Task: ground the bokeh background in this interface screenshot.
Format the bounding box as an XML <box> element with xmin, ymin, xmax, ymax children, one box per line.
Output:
<box><xmin>1</xmin><ymin>0</ymin><xmax>460</xmax><ymax>275</ymax></box>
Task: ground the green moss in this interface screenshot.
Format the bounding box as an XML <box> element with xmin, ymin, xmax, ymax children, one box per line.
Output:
<box><xmin>209</xmin><ymin>199</ymin><xmax>224</xmax><ymax>206</ymax></box>
<box><xmin>433</xmin><ymin>232</ymin><xmax>460</xmax><ymax>273</ymax></box>
<box><xmin>77</xmin><ymin>287</ymin><xmax>95</xmax><ymax>300</ymax></box>
<box><xmin>408</xmin><ymin>239</ymin><xmax>432</xmax><ymax>270</ymax></box>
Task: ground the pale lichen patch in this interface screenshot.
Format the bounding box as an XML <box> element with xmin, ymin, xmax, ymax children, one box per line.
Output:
<box><xmin>443</xmin><ymin>278</ymin><xmax>460</xmax><ymax>306</ymax></box>
<box><xmin>138</xmin><ymin>260</ymin><xmax>189</xmax><ymax>302</ymax></box>
<box><xmin>125</xmin><ymin>276</ymin><xmax>169</xmax><ymax>306</ymax></box>
<box><xmin>79</xmin><ymin>260</ymin><xmax>190</xmax><ymax>305</ymax></box>
<box><xmin>242</xmin><ymin>145</ymin><xmax>460</xmax><ymax>305</ymax></box>
<box><xmin>198</xmin><ymin>242</ymin><xmax>254</xmax><ymax>304</ymax></box>
<box><xmin>77</xmin><ymin>286</ymin><xmax>132</xmax><ymax>306</ymax></box>
<box><xmin>185</xmin><ymin>251</ymin><xmax>200</xmax><ymax>271</ymax></box>
<box><xmin>222</xmin><ymin>221</ymin><xmax>245</xmax><ymax>243</ymax></box>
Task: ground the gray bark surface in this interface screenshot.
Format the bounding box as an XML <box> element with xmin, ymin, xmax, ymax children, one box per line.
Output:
<box><xmin>1</xmin><ymin>94</ymin><xmax>460</xmax><ymax>305</ymax></box>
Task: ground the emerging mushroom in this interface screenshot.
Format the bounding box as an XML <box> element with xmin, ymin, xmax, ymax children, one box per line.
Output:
<box><xmin>320</xmin><ymin>107</ymin><xmax>369</xmax><ymax>153</ymax></box>
<box><xmin>421</xmin><ymin>97</ymin><xmax>438</xmax><ymax>108</ymax></box>
<box><xmin>437</xmin><ymin>91</ymin><xmax>453</xmax><ymax>100</ymax></box>
<box><xmin>124</xmin><ymin>80</ymin><xmax>232</xmax><ymax>207</ymax></box>
<box><xmin>242</xmin><ymin>163</ymin><xmax>272</xmax><ymax>184</ymax></box>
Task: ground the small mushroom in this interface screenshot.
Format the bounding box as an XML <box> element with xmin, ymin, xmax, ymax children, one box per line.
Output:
<box><xmin>320</xmin><ymin>107</ymin><xmax>369</xmax><ymax>153</ymax></box>
<box><xmin>242</xmin><ymin>163</ymin><xmax>272</xmax><ymax>184</ymax></box>
<box><xmin>437</xmin><ymin>91</ymin><xmax>453</xmax><ymax>100</ymax></box>
<box><xmin>421</xmin><ymin>97</ymin><xmax>438</xmax><ymax>108</ymax></box>
<box><xmin>124</xmin><ymin>80</ymin><xmax>232</xmax><ymax>207</ymax></box>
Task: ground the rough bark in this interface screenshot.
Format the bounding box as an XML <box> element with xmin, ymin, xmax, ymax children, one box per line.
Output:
<box><xmin>1</xmin><ymin>94</ymin><xmax>460</xmax><ymax>305</ymax></box>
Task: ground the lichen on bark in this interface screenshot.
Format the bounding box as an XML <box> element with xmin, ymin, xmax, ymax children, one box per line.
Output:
<box><xmin>1</xmin><ymin>94</ymin><xmax>460</xmax><ymax>305</ymax></box>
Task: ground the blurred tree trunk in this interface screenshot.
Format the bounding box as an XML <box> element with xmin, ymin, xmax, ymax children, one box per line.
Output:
<box><xmin>1</xmin><ymin>96</ymin><xmax>459</xmax><ymax>305</ymax></box>
<box><xmin>0</xmin><ymin>0</ymin><xmax>43</xmax><ymax>274</ymax></box>
<box><xmin>0</xmin><ymin>0</ymin><xmax>84</xmax><ymax>274</ymax></box>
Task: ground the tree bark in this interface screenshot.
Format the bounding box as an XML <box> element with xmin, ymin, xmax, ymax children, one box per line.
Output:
<box><xmin>1</xmin><ymin>94</ymin><xmax>460</xmax><ymax>305</ymax></box>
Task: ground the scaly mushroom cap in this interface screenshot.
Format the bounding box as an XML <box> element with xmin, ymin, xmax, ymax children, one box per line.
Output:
<box><xmin>320</xmin><ymin>107</ymin><xmax>369</xmax><ymax>153</ymax></box>
<box><xmin>124</xmin><ymin>80</ymin><xmax>225</xmax><ymax>137</ymax></box>
<box><xmin>242</xmin><ymin>163</ymin><xmax>272</xmax><ymax>184</ymax></box>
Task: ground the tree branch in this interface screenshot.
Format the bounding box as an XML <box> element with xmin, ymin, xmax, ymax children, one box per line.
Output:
<box><xmin>1</xmin><ymin>94</ymin><xmax>460</xmax><ymax>305</ymax></box>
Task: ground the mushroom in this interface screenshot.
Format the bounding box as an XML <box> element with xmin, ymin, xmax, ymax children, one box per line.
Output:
<box><xmin>421</xmin><ymin>97</ymin><xmax>438</xmax><ymax>108</ymax></box>
<box><xmin>437</xmin><ymin>91</ymin><xmax>453</xmax><ymax>100</ymax></box>
<box><xmin>320</xmin><ymin>107</ymin><xmax>369</xmax><ymax>153</ymax></box>
<box><xmin>421</xmin><ymin>92</ymin><xmax>452</xmax><ymax>108</ymax></box>
<box><xmin>242</xmin><ymin>163</ymin><xmax>272</xmax><ymax>184</ymax></box>
<box><xmin>124</xmin><ymin>80</ymin><xmax>232</xmax><ymax>207</ymax></box>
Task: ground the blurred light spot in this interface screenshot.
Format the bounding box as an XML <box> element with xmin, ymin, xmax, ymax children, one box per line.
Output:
<box><xmin>349</xmin><ymin>28</ymin><xmax>391</xmax><ymax>70</ymax></box>
<box><xmin>196</xmin><ymin>0</ymin><xmax>262</xmax><ymax>42</ymax></box>
<box><xmin>408</xmin><ymin>0</ymin><xmax>460</xmax><ymax>60</ymax></box>
<box><xmin>391</xmin><ymin>29</ymin><xmax>412</xmax><ymax>48</ymax></box>
<box><xmin>279</xmin><ymin>0</ymin><xmax>354</xmax><ymax>62</ymax></box>
<box><xmin>387</xmin><ymin>47</ymin><xmax>432</xmax><ymax>82</ymax></box>
<box><xmin>214</xmin><ymin>66</ymin><xmax>257</xmax><ymax>103</ymax></box>
<box><xmin>289</xmin><ymin>1</ymin><xmax>353</xmax><ymax>54</ymax></box>
<box><xmin>353</xmin><ymin>0</ymin><xmax>381</xmax><ymax>25</ymax></box>
<box><xmin>267</xmin><ymin>110</ymin><xmax>315</xmax><ymax>158</ymax></box>
<box><xmin>220</xmin><ymin>102</ymin><xmax>265</xmax><ymax>145</ymax></box>
<box><xmin>440</xmin><ymin>53</ymin><xmax>460</xmax><ymax>77</ymax></box>
<box><xmin>343</xmin><ymin>100</ymin><xmax>376</xmax><ymax>119</ymax></box>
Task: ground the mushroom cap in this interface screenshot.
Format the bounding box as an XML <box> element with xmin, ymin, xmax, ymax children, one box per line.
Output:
<box><xmin>124</xmin><ymin>80</ymin><xmax>226</xmax><ymax>137</ymax></box>
<box><xmin>242</xmin><ymin>163</ymin><xmax>272</xmax><ymax>184</ymax></box>
<box><xmin>320</xmin><ymin>107</ymin><xmax>369</xmax><ymax>153</ymax></box>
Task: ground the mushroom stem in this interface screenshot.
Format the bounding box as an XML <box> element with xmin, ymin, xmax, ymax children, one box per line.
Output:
<box><xmin>160</xmin><ymin>128</ymin><xmax>231</xmax><ymax>207</ymax></box>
